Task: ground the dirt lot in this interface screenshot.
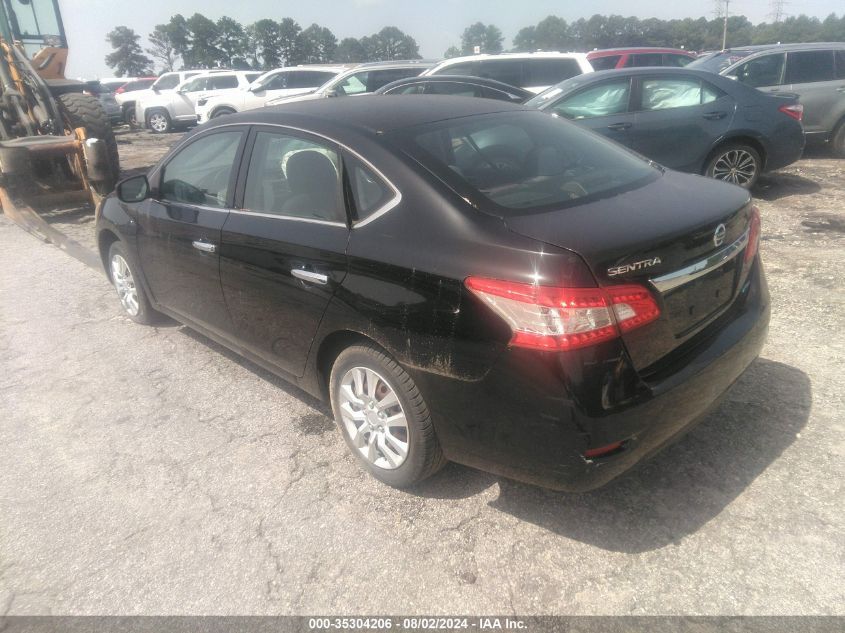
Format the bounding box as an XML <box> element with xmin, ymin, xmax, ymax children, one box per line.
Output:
<box><xmin>0</xmin><ymin>126</ymin><xmax>843</xmax><ymax>615</ymax></box>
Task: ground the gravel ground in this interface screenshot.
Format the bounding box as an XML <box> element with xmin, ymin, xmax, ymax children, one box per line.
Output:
<box><xmin>0</xmin><ymin>128</ymin><xmax>843</xmax><ymax>616</ymax></box>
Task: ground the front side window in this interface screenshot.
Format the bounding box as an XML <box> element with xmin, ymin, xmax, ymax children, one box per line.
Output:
<box><xmin>785</xmin><ymin>50</ymin><xmax>835</xmax><ymax>84</ymax></box>
<box><xmin>243</xmin><ymin>132</ymin><xmax>343</xmax><ymax>222</ymax></box>
<box><xmin>290</xmin><ymin>71</ymin><xmax>336</xmax><ymax>89</ymax></box>
<box><xmin>153</xmin><ymin>74</ymin><xmax>180</xmax><ymax>90</ymax></box>
<box><xmin>160</xmin><ymin>132</ymin><xmax>243</xmax><ymax>208</ymax></box>
<box><xmin>551</xmin><ymin>79</ymin><xmax>631</xmax><ymax>119</ymax></box>
<box><xmin>336</xmin><ymin>72</ymin><xmax>369</xmax><ymax>95</ymax></box>
<box><xmin>528</xmin><ymin>59</ymin><xmax>582</xmax><ymax>85</ymax></box>
<box><xmin>640</xmin><ymin>78</ymin><xmax>704</xmax><ymax>111</ymax></box>
<box><xmin>389</xmin><ymin>83</ymin><xmax>425</xmax><ymax>94</ymax></box>
<box><xmin>590</xmin><ymin>56</ymin><xmax>621</xmax><ymax>71</ymax></box>
<box><xmin>628</xmin><ymin>53</ymin><xmax>664</xmax><ymax>67</ymax></box>
<box><xmin>440</xmin><ymin>62</ymin><xmax>476</xmax><ymax>76</ymax></box>
<box><xmin>476</xmin><ymin>60</ymin><xmax>524</xmax><ymax>87</ymax></box>
<box><xmin>396</xmin><ymin>111</ymin><xmax>656</xmax><ymax>213</ymax></box>
<box><xmin>731</xmin><ymin>53</ymin><xmax>786</xmax><ymax>87</ymax></box>
<box><xmin>837</xmin><ymin>50</ymin><xmax>845</xmax><ymax>80</ymax></box>
<box><xmin>425</xmin><ymin>82</ymin><xmax>481</xmax><ymax>97</ymax></box>
<box><xmin>260</xmin><ymin>72</ymin><xmax>288</xmax><ymax>90</ymax></box>
<box><xmin>369</xmin><ymin>69</ymin><xmax>423</xmax><ymax>91</ymax></box>
<box><xmin>665</xmin><ymin>54</ymin><xmax>693</xmax><ymax>67</ymax></box>
<box><xmin>208</xmin><ymin>75</ymin><xmax>238</xmax><ymax>90</ymax></box>
<box><xmin>180</xmin><ymin>76</ymin><xmax>208</xmax><ymax>92</ymax></box>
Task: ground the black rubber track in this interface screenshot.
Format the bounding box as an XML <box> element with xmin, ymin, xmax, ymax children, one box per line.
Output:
<box><xmin>57</xmin><ymin>92</ymin><xmax>120</xmax><ymax>194</ymax></box>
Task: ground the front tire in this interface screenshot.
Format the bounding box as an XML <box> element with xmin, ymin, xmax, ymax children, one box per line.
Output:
<box><xmin>108</xmin><ymin>242</ymin><xmax>158</xmax><ymax>325</ymax></box>
<box><xmin>329</xmin><ymin>344</ymin><xmax>446</xmax><ymax>488</ymax></box>
<box><xmin>146</xmin><ymin>109</ymin><xmax>172</xmax><ymax>134</ymax></box>
<box><xmin>57</xmin><ymin>92</ymin><xmax>120</xmax><ymax>194</ymax></box>
<box><xmin>705</xmin><ymin>143</ymin><xmax>762</xmax><ymax>189</ymax></box>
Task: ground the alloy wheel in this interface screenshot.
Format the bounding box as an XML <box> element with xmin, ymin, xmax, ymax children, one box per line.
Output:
<box><xmin>338</xmin><ymin>367</ymin><xmax>409</xmax><ymax>470</ymax></box>
<box><xmin>149</xmin><ymin>113</ymin><xmax>168</xmax><ymax>132</ymax></box>
<box><xmin>110</xmin><ymin>254</ymin><xmax>140</xmax><ymax>316</ymax></box>
<box><xmin>711</xmin><ymin>149</ymin><xmax>757</xmax><ymax>186</ymax></box>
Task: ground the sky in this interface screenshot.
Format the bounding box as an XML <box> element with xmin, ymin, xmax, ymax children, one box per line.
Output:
<box><xmin>59</xmin><ymin>0</ymin><xmax>844</xmax><ymax>78</ymax></box>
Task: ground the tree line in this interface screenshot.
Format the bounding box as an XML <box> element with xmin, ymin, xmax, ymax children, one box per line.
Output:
<box><xmin>105</xmin><ymin>12</ymin><xmax>845</xmax><ymax>77</ymax></box>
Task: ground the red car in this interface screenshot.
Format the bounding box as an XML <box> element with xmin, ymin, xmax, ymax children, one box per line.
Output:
<box><xmin>587</xmin><ymin>47</ymin><xmax>696</xmax><ymax>71</ymax></box>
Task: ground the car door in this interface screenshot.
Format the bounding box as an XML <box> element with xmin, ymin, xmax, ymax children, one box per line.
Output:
<box><xmin>783</xmin><ymin>49</ymin><xmax>839</xmax><ymax>135</ymax></box>
<box><xmin>727</xmin><ymin>52</ymin><xmax>786</xmax><ymax>94</ymax></box>
<box><xmin>136</xmin><ymin>128</ymin><xmax>248</xmax><ymax>335</ymax></box>
<box><xmin>626</xmin><ymin>75</ymin><xmax>734</xmax><ymax>171</ymax></box>
<box><xmin>219</xmin><ymin>127</ymin><xmax>349</xmax><ymax>377</ymax></box>
<box><xmin>170</xmin><ymin>75</ymin><xmax>209</xmax><ymax>121</ymax></box>
<box><xmin>545</xmin><ymin>77</ymin><xmax>635</xmax><ymax>144</ymax></box>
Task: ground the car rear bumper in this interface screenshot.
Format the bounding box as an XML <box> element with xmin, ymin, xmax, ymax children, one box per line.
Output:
<box><xmin>764</xmin><ymin>121</ymin><xmax>805</xmax><ymax>172</ymax></box>
<box><xmin>412</xmin><ymin>258</ymin><xmax>770</xmax><ymax>491</ymax></box>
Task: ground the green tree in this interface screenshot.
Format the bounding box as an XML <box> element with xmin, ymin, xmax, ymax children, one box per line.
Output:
<box><xmin>336</xmin><ymin>37</ymin><xmax>367</xmax><ymax>62</ymax></box>
<box><xmin>297</xmin><ymin>24</ymin><xmax>337</xmax><ymax>64</ymax></box>
<box><xmin>460</xmin><ymin>22</ymin><xmax>504</xmax><ymax>54</ymax></box>
<box><xmin>515</xmin><ymin>15</ymin><xmax>573</xmax><ymax>51</ymax></box>
<box><xmin>278</xmin><ymin>18</ymin><xmax>303</xmax><ymax>65</ymax></box>
<box><xmin>443</xmin><ymin>45</ymin><xmax>462</xmax><ymax>59</ymax></box>
<box><xmin>364</xmin><ymin>26</ymin><xmax>420</xmax><ymax>61</ymax></box>
<box><xmin>147</xmin><ymin>24</ymin><xmax>179</xmax><ymax>72</ymax></box>
<box><xmin>104</xmin><ymin>26</ymin><xmax>152</xmax><ymax>76</ymax></box>
<box><xmin>216</xmin><ymin>16</ymin><xmax>246</xmax><ymax>68</ymax></box>
<box><xmin>249</xmin><ymin>19</ymin><xmax>282</xmax><ymax>69</ymax></box>
<box><xmin>184</xmin><ymin>13</ymin><xmax>221</xmax><ymax>68</ymax></box>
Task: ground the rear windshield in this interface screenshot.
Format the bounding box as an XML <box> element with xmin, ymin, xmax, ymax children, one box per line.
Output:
<box><xmin>392</xmin><ymin>111</ymin><xmax>658</xmax><ymax>214</ymax></box>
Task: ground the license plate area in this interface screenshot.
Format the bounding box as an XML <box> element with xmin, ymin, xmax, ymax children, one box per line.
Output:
<box><xmin>662</xmin><ymin>260</ymin><xmax>739</xmax><ymax>337</ymax></box>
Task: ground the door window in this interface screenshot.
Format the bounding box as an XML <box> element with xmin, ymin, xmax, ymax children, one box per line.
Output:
<box><xmin>345</xmin><ymin>155</ymin><xmax>394</xmax><ymax>222</ymax></box>
<box><xmin>836</xmin><ymin>51</ymin><xmax>845</xmax><ymax>80</ymax></box>
<box><xmin>476</xmin><ymin>60</ymin><xmax>524</xmax><ymax>87</ymax></box>
<box><xmin>336</xmin><ymin>72</ymin><xmax>369</xmax><ymax>95</ymax></box>
<box><xmin>208</xmin><ymin>75</ymin><xmax>239</xmax><ymax>90</ymax></box>
<box><xmin>160</xmin><ymin>132</ymin><xmax>243</xmax><ymax>208</ymax></box>
<box><xmin>153</xmin><ymin>74</ymin><xmax>180</xmax><ymax>90</ymax></box>
<box><xmin>628</xmin><ymin>53</ymin><xmax>664</xmax><ymax>67</ymax></box>
<box><xmin>664</xmin><ymin>54</ymin><xmax>693</xmax><ymax>67</ymax></box>
<box><xmin>785</xmin><ymin>50</ymin><xmax>835</xmax><ymax>84</ymax></box>
<box><xmin>425</xmin><ymin>81</ymin><xmax>481</xmax><ymax>97</ymax></box>
<box><xmin>528</xmin><ymin>59</ymin><xmax>582</xmax><ymax>86</ymax></box>
<box><xmin>290</xmin><ymin>71</ymin><xmax>336</xmax><ymax>88</ymax></box>
<box><xmin>368</xmin><ymin>68</ymin><xmax>423</xmax><ymax>91</ymax></box>
<box><xmin>242</xmin><ymin>131</ymin><xmax>344</xmax><ymax>222</ymax></box>
<box><xmin>441</xmin><ymin>62</ymin><xmax>477</xmax><ymax>76</ymax></box>
<box><xmin>551</xmin><ymin>79</ymin><xmax>631</xmax><ymax>119</ymax></box>
<box><xmin>180</xmin><ymin>76</ymin><xmax>209</xmax><ymax>92</ymax></box>
<box><xmin>640</xmin><ymin>78</ymin><xmax>705</xmax><ymax>110</ymax></box>
<box><xmin>731</xmin><ymin>54</ymin><xmax>786</xmax><ymax>87</ymax></box>
<box><xmin>260</xmin><ymin>72</ymin><xmax>289</xmax><ymax>90</ymax></box>
<box><xmin>590</xmin><ymin>56</ymin><xmax>621</xmax><ymax>71</ymax></box>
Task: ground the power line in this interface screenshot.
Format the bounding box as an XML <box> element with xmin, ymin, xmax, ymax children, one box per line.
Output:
<box><xmin>769</xmin><ymin>0</ymin><xmax>788</xmax><ymax>22</ymax></box>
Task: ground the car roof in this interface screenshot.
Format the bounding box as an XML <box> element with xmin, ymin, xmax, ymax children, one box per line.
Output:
<box><xmin>587</xmin><ymin>47</ymin><xmax>694</xmax><ymax>56</ymax></box>
<box><xmin>375</xmin><ymin>75</ymin><xmax>532</xmax><ymax>96</ymax></box>
<box><xmin>542</xmin><ymin>66</ymin><xmax>732</xmax><ymax>92</ymax></box>
<box><xmin>436</xmin><ymin>52</ymin><xmax>589</xmax><ymax>64</ymax></box>
<box><xmin>216</xmin><ymin>94</ymin><xmax>529</xmax><ymax>134</ymax></box>
<box><xmin>723</xmin><ymin>42</ymin><xmax>845</xmax><ymax>53</ymax></box>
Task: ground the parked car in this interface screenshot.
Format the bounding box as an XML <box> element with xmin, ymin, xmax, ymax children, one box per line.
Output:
<box><xmin>97</xmin><ymin>96</ymin><xmax>769</xmax><ymax>492</ymax></box>
<box><xmin>196</xmin><ymin>66</ymin><xmax>347</xmax><ymax>123</ymax></box>
<box><xmin>587</xmin><ymin>47</ymin><xmax>696</xmax><ymax>71</ymax></box>
<box><xmin>114</xmin><ymin>77</ymin><xmax>157</xmax><ymax>95</ymax></box>
<box><xmin>116</xmin><ymin>70</ymin><xmax>224</xmax><ymax>126</ymax></box>
<box><xmin>527</xmin><ymin>67</ymin><xmax>805</xmax><ymax>187</ymax></box>
<box><xmin>688</xmin><ymin>45</ymin><xmax>779</xmax><ymax>73</ymax></box>
<box><xmin>138</xmin><ymin>70</ymin><xmax>262</xmax><ymax>133</ymax></box>
<box><xmin>266</xmin><ymin>61</ymin><xmax>434</xmax><ymax>106</ymax></box>
<box><xmin>375</xmin><ymin>75</ymin><xmax>532</xmax><ymax>103</ymax></box>
<box><xmin>421</xmin><ymin>52</ymin><xmax>593</xmax><ymax>94</ymax></box>
<box><xmin>717</xmin><ymin>43</ymin><xmax>845</xmax><ymax>156</ymax></box>
<box><xmin>97</xmin><ymin>77</ymin><xmax>136</xmax><ymax>92</ymax></box>
<box><xmin>86</xmin><ymin>81</ymin><xmax>123</xmax><ymax>125</ymax></box>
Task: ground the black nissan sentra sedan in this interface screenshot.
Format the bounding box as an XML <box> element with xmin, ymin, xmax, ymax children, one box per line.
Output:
<box><xmin>96</xmin><ymin>96</ymin><xmax>769</xmax><ymax>492</ymax></box>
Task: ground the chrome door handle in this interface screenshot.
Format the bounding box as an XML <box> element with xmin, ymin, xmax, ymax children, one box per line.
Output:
<box><xmin>606</xmin><ymin>122</ymin><xmax>632</xmax><ymax>131</ymax></box>
<box><xmin>837</xmin><ymin>86</ymin><xmax>845</xmax><ymax>93</ymax></box>
<box><xmin>292</xmin><ymin>269</ymin><xmax>328</xmax><ymax>285</ymax></box>
<box><xmin>703</xmin><ymin>111</ymin><xmax>727</xmax><ymax>120</ymax></box>
<box><xmin>192</xmin><ymin>240</ymin><xmax>216</xmax><ymax>253</ymax></box>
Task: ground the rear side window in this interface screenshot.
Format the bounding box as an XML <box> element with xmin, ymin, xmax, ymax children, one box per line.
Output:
<box><xmin>640</xmin><ymin>78</ymin><xmax>707</xmax><ymax>110</ymax></box>
<box><xmin>368</xmin><ymin>68</ymin><xmax>425</xmax><ymax>91</ymax></box>
<box><xmin>425</xmin><ymin>81</ymin><xmax>482</xmax><ymax>97</ymax></box>
<box><xmin>208</xmin><ymin>75</ymin><xmax>238</xmax><ymax>90</ymax></box>
<box><xmin>627</xmin><ymin>53</ymin><xmax>664</xmax><ymax>67</ymax></box>
<box><xmin>590</xmin><ymin>55</ymin><xmax>621</xmax><ymax>71</ymax></box>
<box><xmin>441</xmin><ymin>62</ymin><xmax>476</xmax><ymax>76</ymax></box>
<box><xmin>243</xmin><ymin>131</ymin><xmax>343</xmax><ymax>222</ymax></box>
<box><xmin>345</xmin><ymin>154</ymin><xmax>394</xmax><ymax>221</ymax></box>
<box><xmin>785</xmin><ymin>50</ymin><xmax>835</xmax><ymax>84</ymax></box>
<box><xmin>732</xmin><ymin>53</ymin><xmax>785</xmax><ymax>87</ymax></box>
<box><xmin>551</xmin><ymin>79</ymin><xmax>630</xmax><ymax>119</ymax></box>
<box><xmin>388</xmin><ymin>83</ymin><xmax>425</xmax><ymax>94</ymax></box>
<box><xmin>161</xmin><ymin>132</ymin><xmax>243</xmax><ymax>208</ymax></box>
<box><xmin>665</xmin><ymin>54</ymin><xmax>693</xmax><ymax>67</ymax></box>
<box><xmin>299</xmin><ymin>71</ymin><xmax>336</xmax><ymax>87</ymax></box>
<box><xmin>528</xmin><ymin>59</ymin><xmax>582</xmax><ymax>86</ymax></box>
<box><xmin>246</xmin><ymin>72</ymin><xmax>262</xmax><ymax>83</ymax></box>
<box><xmin>476</xmin><ymin>60</ymin><xmax>525</xmax><ymax>87</ymax></box>
<box><xmin>837</xmin><ymin>51</ymin><xmax>845</xmax><ymax>80</ymax></box>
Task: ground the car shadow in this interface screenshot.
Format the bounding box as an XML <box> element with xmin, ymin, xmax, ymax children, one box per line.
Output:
<box><xmin>754</xmin><ymin>172</ymin><xmax>821</xmax><ymax>201</ymax></box>
<box><xmin>413</xmin><ymin>358</ymin><xmax>811</xmax><ymax>552</ymax></box>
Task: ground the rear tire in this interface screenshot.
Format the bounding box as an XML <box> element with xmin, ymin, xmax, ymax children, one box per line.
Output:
<box><xmin>211</xmin><ymin>107</ymin><xmax>236</xmax><ymax>119</ymax></box>
<box><xmin>704</xmin><ymin>142</ymin><xmax>762</xmax><ymax>189</ymax></box>
<box><xmin>831</xmin><ymin>121</ymin><xmax>845</xmax><ymax>158</ymax></box>
<box><xmin>146</xmin><ymin>109</ymin><xmax>172</xmax><ymax>134</ymax></box>
<box><xmin>329</xmin><ymin>344</ymin><xmax>447</xmax><ymax>488</ymax></box>
<box><xmin>57</xmin><ymin>92</ymin><xmax>120</xmax><ymax>194</ymax></box>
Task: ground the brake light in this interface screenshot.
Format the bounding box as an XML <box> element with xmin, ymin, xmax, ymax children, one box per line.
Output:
<box><xmin>744</xmin><ymin>205</ymin><xmax>761</xmax><ymax>264</ymax></box>
<box><xmin>778</xmin><ymin>103</ymin><xmax>803</xmax><ymax>122</ymax></box>
<box><xmin>465</xmin><ymin>277</ymin><xmax>660</xmax><ymax>351</ymax></box>
<box><xmin>115</xmin><ymin>87</ymin><xmax>125</xmax><ymax>94</ymax></box>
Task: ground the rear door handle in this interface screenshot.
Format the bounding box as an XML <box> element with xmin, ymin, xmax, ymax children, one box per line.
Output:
<box><xmin>292</xmin><ymin>269</ymin><xmax>328</xmax><ymax>285</ymax></box>
<box><xmin>192</xmin><ymin>240</ymin><xmax>216</xmax><ymax>253</ymax></box>
<box><xmin>703</xmin><ymin>111</ymin><xmax>727</xmax><ymax>120</ymax></box>
<box><xmin>606</xmin><ymin>122</ymin><xmax>632</xmax><ymax>131</ymax></box>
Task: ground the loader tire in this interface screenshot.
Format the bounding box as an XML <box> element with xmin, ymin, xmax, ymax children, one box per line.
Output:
<box><xmin>58</xmin><ymin>93</ymin><xmax>120</xmax><ymax>195</ymax></box>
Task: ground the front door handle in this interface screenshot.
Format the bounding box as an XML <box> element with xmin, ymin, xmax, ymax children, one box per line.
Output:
<box><xmin>192</xmin><ymin>240</ymin><xmax>216</xmax><ymax>253</ymax></box>
<box><xmin>606</xmin><ymin>122</ymin><xmax>632</xmax><ymax>131</ymax></box>
<box><xmin>836</xmin><ymin>86</ymin><xmax>845</xmax><ymax>93</ymax></box>
<box><xmin>703</xmin><ymin>111</ymin><xmax>727</xmax><ymax>120</ymax></box>
<box><xmin>292</xmin><ymin>269</ymin><xmax>328</xmax><ymax>285</ymax></box>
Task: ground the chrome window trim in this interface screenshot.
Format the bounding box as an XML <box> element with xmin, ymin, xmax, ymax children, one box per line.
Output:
<box><xmin>198</xmin><ymin>122</ymin><xmax>402</xmax><ymax>229</ymax></box>
<box><xmin>650</xmin><ymin>229</ymin><xmax>750</xmax><ymax>293</ymax></box>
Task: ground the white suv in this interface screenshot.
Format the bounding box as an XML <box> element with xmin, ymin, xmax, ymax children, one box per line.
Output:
<box><xmin>422</xmin><ymin>52</ymin><xmax>593</xmax><ymax>94</ymax></box>
<box><xmin>196</xmin><ymin>66</ymin><xmax>346</xmax><ymax>123</ymax></box>
<box><xmin>115</xmin><ymin>70</ymin><xmax>214</xmax><ymax>126</ymax></box>
<box><xmin>138</xmin><ymin>70</ymin><xmax>261</xmax><ymax>133</ymax></box>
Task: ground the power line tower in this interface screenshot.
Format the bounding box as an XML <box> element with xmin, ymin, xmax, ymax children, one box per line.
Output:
<box><xmin>769</xmin><ymin>0</ymin><xmax>787</xmax><ymax>22</ymax></box>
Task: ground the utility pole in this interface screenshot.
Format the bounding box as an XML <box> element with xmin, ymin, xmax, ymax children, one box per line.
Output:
<box><xmin>769</xmin><ymin>0</ymin><xmax>786</xmax><ymax>22</ymax></box>
<box><xmin>722</xmin><ymin>0</ymin><xmax>730</xmax><ymax>50</ymax></box>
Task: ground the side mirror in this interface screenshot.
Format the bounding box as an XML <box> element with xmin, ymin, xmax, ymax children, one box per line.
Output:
<box><xmin>116</xmin><ymin>175</ymin><xmax>150</xmax><ymax>203</ymax></box>
<box><xmin>325</xmin><ymin>88</ymin><xmax>339</xmax><ymax>98</ymax></box>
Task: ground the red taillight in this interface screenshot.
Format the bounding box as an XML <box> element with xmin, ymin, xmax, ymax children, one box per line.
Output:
<box><xmin>115</xmin><ymin>86</ymin><xmax>125</xmax><ymax>94</ymax></box>
<box><xmin>584</xmin><ymin>441</ymin><xmax>624</xmax><ymax>459</ymax></box>
<box><xmin>778</xmin><ymin>103</ymin><xmax>803</xmax><ymax>122</ymax></box>
<box><xmin>465</xmin><ymin>277</ymin><xmax>660</xmax><ymax>352</ymax></box>
<box><xmin>745</xmin><ymin>205</ymin><xmax>761</xmax><ymax>264</ymax></box>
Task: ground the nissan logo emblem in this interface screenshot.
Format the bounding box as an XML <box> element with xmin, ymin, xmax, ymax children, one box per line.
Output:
<box><xmin>713</xmin><ymin>223</ymin><xmax>727</xmax><ymax>248</ymax></box>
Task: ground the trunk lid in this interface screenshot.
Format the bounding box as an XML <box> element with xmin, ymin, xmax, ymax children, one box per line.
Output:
<box><xmin>504</xmin><ymin>170</ymin><xmax>755</xmax><ymax>371</ymax></box>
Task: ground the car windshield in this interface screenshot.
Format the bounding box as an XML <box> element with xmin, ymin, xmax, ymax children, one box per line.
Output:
<box><xmin>688</xmin><ymin>50</ymin><xmax>755</xmax><ymax>72</ymax></box>
<box><xmin>393</xmin><ymin>111</ymin><xmax>658</xmax><ymax>214</ymax></box>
